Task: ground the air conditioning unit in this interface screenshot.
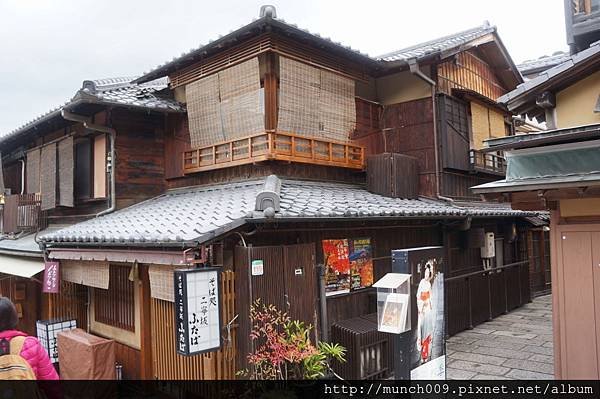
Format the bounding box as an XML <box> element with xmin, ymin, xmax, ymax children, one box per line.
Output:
<box><xmin>480</xmin><ymin>232</ymin><xmax>495</xmax><ymax>259</ymax></box>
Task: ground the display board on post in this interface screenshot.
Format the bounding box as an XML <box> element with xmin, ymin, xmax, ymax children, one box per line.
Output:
<box><xmin>173</xmin><ymin>267</ymin><xmax>222</xmax><ymax>356</ymax></box>
<box><xmin>389</xmin><ymin>246</ymin><xmax>446</xmax><ymax>380</ymax></box>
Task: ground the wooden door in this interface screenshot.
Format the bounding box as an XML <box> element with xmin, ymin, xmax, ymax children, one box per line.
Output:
<box><xmin>283</xmin><ymin>244</ymin><xmax>318</xmax><ymax>331</ymax></box>
<box><xmin>234</xmin><ymin>243</ymin><xmax>318</xmax><ymax>370</ymax></box>
<box><xmin>438</xmin><ymin>94</ymin><xmax>470</xmax><ymax>171</ymax></box>
<box><xmin>559</xmin><ymin>231</ymin><xmax>599</xmax><ymax>379</ymax></box>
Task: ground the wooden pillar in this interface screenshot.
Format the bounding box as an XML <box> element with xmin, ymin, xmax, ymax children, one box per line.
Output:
<box><xmin>138</xmin><ymin>264</ymin><xmax>153</xmax><ymax>380</ymax></box>
<box><xmin>264</xmin><ymin>53</ymin><xmax>278</xmax><ymax>131</ymax></box>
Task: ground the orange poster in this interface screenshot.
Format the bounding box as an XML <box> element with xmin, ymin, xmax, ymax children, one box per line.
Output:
<box><xmin>322</xmin><ymin>239</ymin><xmax>350</xmax><ymax>295</ymax></box>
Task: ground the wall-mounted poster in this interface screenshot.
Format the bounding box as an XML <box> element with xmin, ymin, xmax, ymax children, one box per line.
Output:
<box><xmin>349</xmin><ymin>238</ymin><xmax>374</xmax><ymax>290</ymax></box>
<box><xmin>323</xmin><ymin>238</ymin><xmax>374</xmax><ymax>296</ymax></box>
<box><xmin>322</xmin><ymin>239</ymin><xmax>351</xmax><ymax>295</ymax></box>
<box><xmin>174</xmin><ymin>267</ymin><xmax>222</xmax><ymax>356</ymax></box>
<box><xmin>391</xmin><ymin>246</ymin><xmax>445</xmax><ymax>380</ymax></box>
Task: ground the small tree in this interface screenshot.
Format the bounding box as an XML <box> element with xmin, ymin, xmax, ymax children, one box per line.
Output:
<box><xmin>239</xmin><ymin>299</ymin><xmax>346</xmax><ymax>380</ymax></box>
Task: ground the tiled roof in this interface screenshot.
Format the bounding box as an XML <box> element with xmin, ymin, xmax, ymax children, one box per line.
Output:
<box><xmin>500</xmin><ymin>40</ymin><xmax>600</xmax><ymax>106</ymax></box>
<box><xmin>41</xmin><ymin>176</ymin><xmax>536</xmax><ymax>247</ymax></box>
<box><xmin>517</xmin><ymin>51</ymin><xmax>570</xmax><ymax>75</ymax></box>
<box><xmin>78</xmin><ymin>76</ymin><xmax>184</xmax><ymax>112</ymax></box>
<box><xmin>134</xmin><ymin>14</ymin><xmax>376</xmax><ymax>84</ymax></box>
<box><xmin>0</xmin><ymin>77</ymin><xmax>184</xmax><ymax>143</ymax></box>
<box><xmin>377</xmin><ymin>23</ymin><xmax>496</xmax><ymax>62</ymax></box>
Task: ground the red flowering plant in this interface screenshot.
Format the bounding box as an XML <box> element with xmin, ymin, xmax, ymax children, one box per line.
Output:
<box><xmin>239</xmin><ymin>299</ymin><xmax>346</xmax><ymax>380</ymax></box>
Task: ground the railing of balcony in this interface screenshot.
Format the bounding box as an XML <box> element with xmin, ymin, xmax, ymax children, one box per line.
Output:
<box><xmin>183</xmin><ymin>131</ymin><xmax>365</xmax><ymax>174</ymax></box>
<box><xmin>469</xmin><ymin>149</ymin><xmax>506</xmax><ymax>175</ymax></box>
<box><xmin>0</xmin><ymin>193</ymin><xmax>47</xmax><ymax>235</ymax></box>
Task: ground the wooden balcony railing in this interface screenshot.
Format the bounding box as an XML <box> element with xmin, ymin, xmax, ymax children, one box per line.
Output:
<box><xmin>469</xmin><ymin>149</ymin><xmax>506</xmax><ymax>175</ymax></box>
<box><xmin>183</xmin><ymin>131</ymin><xmax>365</xmax><ymax>174</ymax></box>
<box><xmin>0</xmin><ymin>193</ymin><xmax>47</xmax><ymax>235</ymax></box>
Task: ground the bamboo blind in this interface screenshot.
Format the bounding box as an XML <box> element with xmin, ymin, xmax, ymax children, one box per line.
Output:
<box><xmin>58</xmin><ymin>136</ymin><xmax>74</xmax><ymax>207</ymax></box>
<box><xmin>187</xmin><ymin>74</ymin><xmax>223</xmax><ymax>148</ymax></box>
<box><xmin>62</xmin><ymin>260</ymin><xmax>110</xmax><ymax>290</ymax></box>
<box><xmin>151</xmin><ymin>270</ymin><xmax>236</xmax><ymax>380</ymax></box>
<box><xmin>186</xmin><ymin>57</ymin><xmax>263</xmax><ymax>149</ymax></box>
<box><xmin>148</xmin><ymin>265</ymin><xmax>175</xmax><ymax>302</ymax></box>
<box><xmin>319</xmin><ymin>68</ymin><xmax>356</xmax><ymax>140</ymax></box>
<box><xmin>26</xmin><ymin>148</ymin><xmax>40</xmax><ymax>194</ymax></box>
<box><xmin>40</xmin><ymin>143</ymin><xmax>57</xmax><ymax>211</ymax></box>
<box><xmin>219</xmin><ymin>58</ymin><xmax>264</xmax><ymax>141</ymax></box>
<box><xmin>278</xmin><ymin>56</ymin><xmax>355</xmax><ymax>142</ymax></box>
<box><xmin>278</xmin><ymin>57</ymin><xmax>321</xmax><ymax>136</ymax></box>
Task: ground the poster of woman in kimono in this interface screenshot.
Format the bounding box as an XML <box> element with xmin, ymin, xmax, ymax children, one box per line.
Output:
<box><xmin>416</xmin><ymin>260</ymin><xmax>435</xmax><ymax>363</ymax></box>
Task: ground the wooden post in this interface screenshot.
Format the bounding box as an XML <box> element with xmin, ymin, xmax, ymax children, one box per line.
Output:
<box><xmin>138</xmin><ymin>264</ymin><xmax>153</xmax><ymax>380</ymax></box>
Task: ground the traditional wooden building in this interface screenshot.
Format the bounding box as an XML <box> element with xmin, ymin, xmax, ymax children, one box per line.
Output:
<box><xmin>1</xmin><ymin>7</ymin><xmax>543</xmax><ymax>380</ymax></box>
<box><xmin>474</xmin><ymin>40</ymin><xmax>600</xmax><ymax>379</ymax></box>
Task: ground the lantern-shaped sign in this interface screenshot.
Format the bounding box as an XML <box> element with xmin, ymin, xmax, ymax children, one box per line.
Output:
<box><xmin>372</xmin><ymin>273</ymin><xmax>411</xmax><ymax>334</ymax></box>
<box><xmin>36</xmin><ymin>318</ymin><xmax>77</xmax><ymax>363</ymax></box>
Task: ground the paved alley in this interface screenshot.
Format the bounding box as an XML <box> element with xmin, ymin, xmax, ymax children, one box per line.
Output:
<box><xmin>447</xmin><ymin>294</ymin><xmax>553</xmax><ymax>380</ymax></box>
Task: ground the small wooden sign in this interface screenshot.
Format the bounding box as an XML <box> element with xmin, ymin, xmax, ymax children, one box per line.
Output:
<box><xmin>42</xmin><ymin>261</ymin><xmax>60</xmax><ymax>294</ymax></box>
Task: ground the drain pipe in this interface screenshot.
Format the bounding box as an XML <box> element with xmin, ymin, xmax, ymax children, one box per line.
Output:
<box><xmin>19</xmin><ymin>160</ymin><xmax>25</xmax><ymax>194</ymax></box>
<box><xmin>408</xmin><ymin>59</ymin><xmax>454</xmax><ymax>203</ymax></box>
<box><xmin>61</xmin><ymin>110</ymin><xmax>117</xmax><ymax>217</ymax></box>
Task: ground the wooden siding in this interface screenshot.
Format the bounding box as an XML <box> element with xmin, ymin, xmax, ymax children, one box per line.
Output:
<box><xmin>112</xmin><ymin>109</ymin><xmax>166</xmax><ymax>209</ymax></box>
<box><xmin>354</xmin><ymin>98</ymin><xmax>436</xmax><ymax>197</ymax></box>
<box><xmin>42</xmin><ymin>281</ymin><xmax>88</xmax><ymax>332</ymax></box>
<box><xmin>0</xmin><ymin>276</ymin><xmax>40</xmax><ymax>336</ymax></box>
<box><xmin>94</xmin><ymin>264</ymin><xmax>135</xmax><ymax>332</ymax></box>
<box><xmin>114</xmin><ymin>342</ymin><xmax>141</xmax><ymax>380</ymax></box>
<box><xmin>366</xmin><ymin>153</ymin><xmax>419</xmax><ymax>199</ymax></box>
<box><xmin>169</xmin><ymin>34</ymin><xmax>369</xmax><ymax>89</ymax></box>
<box><xmin>437</xmin><ymin>50</ymin><xmax>508</xmax><ymax>100</ymax></box>
<box><xmin>2</xmin><ymin>162</ymin><xmax>22</xmax><ymax>195</ymax></box>
<box><xmin>151</xmin><ymin>270</ymin><xmax>236</xmax><ymax>380</ymax></box>
<box><xmin>437</xmin><ymin>94</ymin><xmax>470</xmax><ymax>171</ymax></box>
<box><xmin>440</xmin><ymin>171</ymin><xmax>497</xmax><ymax>201</ymax></box>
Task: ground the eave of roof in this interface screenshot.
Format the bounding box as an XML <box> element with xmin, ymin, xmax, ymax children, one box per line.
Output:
<box><xmin>472</xmin><ymin>173</ymin><xmax>600</xmax><ymax>194</ymax></box>
<box><xmin>517</xmin><ymin>51</ymin><xmax>570</xmax><ymax>75</ymax></box>
<box><xmin>133</xmin><ymin>15</ymin><xmax>380</xmax><ymax>85</ymax></box>
<box><xmin>482</xmin><ymin>123</ymin><xmax>600</xmax><ymax>152</ymax></box>
<box><xmin>500</xmin><ymin>41</ymin><xmax>600</xmax><ymax>110</ymax></box>
<box><xmin>0</xmin><ymin>77</ymin><xmax>184</xmax><ymax>148</ymax></box>
<box><xmin>40</xmin><ymin>176</ymin><xmax>537</xmax><ymax>249</ymax></box>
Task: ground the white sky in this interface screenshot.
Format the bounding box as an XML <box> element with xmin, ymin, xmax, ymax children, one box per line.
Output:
<box><xmin>0</xmin><ymin>0</ymin><xmax>567</xmax><ymax>136</ymax></box>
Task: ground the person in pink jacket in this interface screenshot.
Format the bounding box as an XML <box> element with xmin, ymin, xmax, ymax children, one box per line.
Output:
<box><xmin>0</xmin><ymin>296</ymin><xmax>59</xmax><ymax>380</ymax></box>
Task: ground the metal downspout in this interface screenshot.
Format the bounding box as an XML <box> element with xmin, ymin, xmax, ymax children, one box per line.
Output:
<box><xmin>408</xmin><ymin>58</ymin><xmax>455</xmax><ymax>203</ymax></box>
<box><xmin>61</xmin><ymin>110</ymin><xmax>117</xmax><ymax>217</ymax></box>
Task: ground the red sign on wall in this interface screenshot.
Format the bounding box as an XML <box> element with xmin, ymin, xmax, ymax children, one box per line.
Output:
<box><xmin>42</xmin><ymin>261</ymin><xmax>60</xmax><ymax>293</ymax></box>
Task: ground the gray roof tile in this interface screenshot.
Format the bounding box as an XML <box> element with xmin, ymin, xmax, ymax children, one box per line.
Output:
<box><xmin>377</xmin><ymin>23</ymin><xmax>496</xmax><ymax>62</ymax></box>
<box><xmin>0</xmin><ymin>77</ymin><xmax>184</xmax><ymax>143</ymax></box>
<box><xmin>41</xmin><ymin>176</ymin><xmax>535</xmax><ymax>247</ymax></box>
<box><xmin>500</xmin><ymin>40</ymin><xmax>600</xmax><ymax>105</ymax></box>
<box><xmin>517</xmin><ymin>51</ymin><xmax>570</xmax><ymax>74</ymax></box>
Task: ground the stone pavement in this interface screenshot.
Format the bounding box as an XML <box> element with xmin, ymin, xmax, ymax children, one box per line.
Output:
<box><xmin>447</xmin><ymin>294</ymin><xmax>554</xmax><ymax>379</ymax></box>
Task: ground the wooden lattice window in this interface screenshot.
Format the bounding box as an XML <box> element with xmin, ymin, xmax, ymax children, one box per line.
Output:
<box><xmin>94</xmin><ymin>264</ymin><xmax>135</xmax><ymax>332</ymax></box>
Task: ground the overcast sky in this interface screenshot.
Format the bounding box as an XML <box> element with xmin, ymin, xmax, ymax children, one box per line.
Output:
<box><xmin>0</xmin><ymin>0</ymin><xmax>566</xmax><ymax>136</ymax></box>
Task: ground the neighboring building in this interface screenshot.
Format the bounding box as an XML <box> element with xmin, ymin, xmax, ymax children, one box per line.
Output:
<box><xmin>474</xmin><ymin>41</ymin><xmax>600</xmax><ymax>378</ymax></box>
<box><xmin>1</xmin><ymin>7</ymin><xmax>542</xmax><ymax>380</ymax></box>
<box><xmin>500</xmin><ymin>41</ymin><xmax>600</xmax><ymax>130</ymax></box>
<box><xmin>517</xmin><ymin>51</ymin><xmax>570</xmax><ymax>80</ymax></box>
<box><xmin>564</xmin><ymin>0</ymin><xmax>600</xmax><ymax>54</ymax></box>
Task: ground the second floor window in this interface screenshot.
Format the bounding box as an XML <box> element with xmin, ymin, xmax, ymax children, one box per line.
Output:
<box><xmin>75</xmin><ymin>134</ymin><xmax>107</xmax><ymax>200</ymax></box>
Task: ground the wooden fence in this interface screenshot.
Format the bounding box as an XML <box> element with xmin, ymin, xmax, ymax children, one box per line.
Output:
<box><xmin>151</xmin><ymin>270</ymin><xmax>237</xmax><ymax>380</ymax></box>
<box><xmin>446</xmin><ymin>260</ymin><xmax>531</xmax><ymax>336</ymax></box>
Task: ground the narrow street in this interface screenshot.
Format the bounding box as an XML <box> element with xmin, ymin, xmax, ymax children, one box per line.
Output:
<box><xmin>447</xmin><ymin>295</ymin><xmax>553</xmax><ymax>380</ymax></box>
